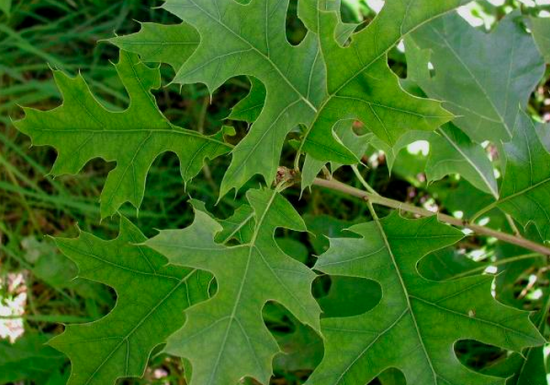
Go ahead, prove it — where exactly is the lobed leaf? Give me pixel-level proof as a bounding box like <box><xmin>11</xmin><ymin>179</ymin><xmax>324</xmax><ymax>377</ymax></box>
<box><xmin>147</xmin><ymin>188</ymin><xmax>321</xmax><ymax>385</ymax></box>
<box><xmin>155</xmin><ymin>0</ymin><xmax>468</xmax><ymax>195</ymax></box>
<box><xmin>49</xmin><ymin>217</ymin><xmax>211</xmax><ymax>385</ymax></box>
<box><xmin>160</xmin><ymin>0</ymin><xmax>325</xmax><ymax>197</ymax></box>
<box><xmin>408</xmin><ymin>11</ymin><xmax>545</xmax><ymax>143</ymax></box>
<box><xmin>497</xmin><ymin>111</ymin><xmax>550</xmax><ymax>241</ymax></box>
<box><xmin>300</xmin><ymin>0</ymin><xmax>465</xmax><ymax>164</ymax></box>
<box><xmin>108</xmin><ymin>23</ymin><xmax>200</xmax><ymax>72</ymax></box>
<box><xmin>307</xmin><ymin>212</ymin><xmax>544</xmax><ymax>385</ymax></box>
<box><xmin>14</xmin><ymin>51</ymin><xmax>232</xmax><ymax>218</ymax></box>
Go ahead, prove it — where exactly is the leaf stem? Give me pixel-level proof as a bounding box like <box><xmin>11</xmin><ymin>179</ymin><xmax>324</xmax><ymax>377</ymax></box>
<box><xmin>351</xmin><ymin>165</ymin><xmax>379</xmax><ymax>196</ymax></box>
<box><xmin>470</xmin><ymin>202</ymin><xmax>498</xmax><ymax>222</ymax></box>
<box><xmin>505</xmin><ymin>214</ymin><xmax>522</xmax><ymax>237</ymax></box>
<box><xmin>312</xmin><ymin>177</ymin><xmax>550</xmax><ymax>257</ymax></box>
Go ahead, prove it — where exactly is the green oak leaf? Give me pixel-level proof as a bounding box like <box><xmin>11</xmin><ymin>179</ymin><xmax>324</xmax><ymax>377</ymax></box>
<box><xmin>369</xmin><ymin>124</ymin><xmax>498</xmax><ymax>197</ymax></box>
<box><xmin>301</xmin><ymin>120</ymin><xmax>372</xmax><ymax>190</ymax></box>
<box><xmin>403</xmin><ymin>37</ymin><xmax>499</xmax><ymax>196</ymax></box>
<box><xmin>300</xmin><ymin>0</ymin><xmax>465</xmax><ymax>163</ymax></box>
<box><xmin>147</xmin><ymin>187</ymin><xmax>321</xmax><ymax>385</ymax></box>
<box><xmin>229</xmin><ymin>1</ymin><xmax>363</xmax><ymax>191</ymax></box>
<box><xmin>496</xmin><ymin>111</ymin><xmax>550</xmax><ymax>241</ymax></box>
<box><xmin>49</xmin><ymin>217</ymin><xmax>211</xmax><ymax>385</ymax></box>
<box><xmin>227</xmin><ymin>77</ymin><xmax>267</xmax><ymax>123</ymax></box>
<box><xmin>161</xmin><ymin>0</ymin><xmax>325</xmax><ymax>197</ymax></box>
<box><xmin>408</xmin><ymin>11</ymin><xmax>545</xmax><ymax>143</ymax></box>
<box><xmin>427</xmin><ymin>124</ymin><xmax>498</xmax><ymax>198</ymax></box>
<box><xmin>14</xmin><ymin>50</ymin><xmax>231</xmax><ymax>218</ymax></box>
<box><xmin>307</xmin><ymin>212</ymin><xmax>544</xmax><ymax>385</ymax></box>
<box><xmin>484</xmin><ymin>294</ymin><xmax>550</xmax><ymax>385</ymax></box>
<box><xmin>108</xmin><ymin>22</ymin><xmax>200</xmax><ymax>72</ymax></box>
<box><xmin>530</xmin><ymin>16</ymin><xmax>550</xmax><ymax>63</ymax></box>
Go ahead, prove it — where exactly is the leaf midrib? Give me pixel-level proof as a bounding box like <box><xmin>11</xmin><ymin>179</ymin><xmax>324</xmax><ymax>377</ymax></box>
<box><xmin>427</xmin><ymin>24</ymin><xmax>512</xmax><ymax>137</ymax></box>
<box><xmin>207</xmin><ymin>189</ymin><xmax>279</xmax><ymax>385</ymax></box>
<box><xmin>371</xmin><ymin>215</ymin><xmax>439</xmax><ymax>383</ymax></box>
<box><xmin>35</xmin><ymin>127</ymin><xmax>231</xmax><ymax>148</ymax></box>
<box><xmin>437</xmin><ymin>127</ymin><xmax>498</xmax><ymax>198</ymax></box>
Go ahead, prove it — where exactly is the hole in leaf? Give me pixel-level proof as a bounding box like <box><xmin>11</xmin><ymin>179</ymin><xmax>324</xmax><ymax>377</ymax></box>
<box><xmin>286</xmin><ymin>0</ymin><xmax>307</xmax><ymax>45</ymax></box>
<box><xmin>263</xmin><ymin>301</ymin><xmax>324</xmax><ymax>380</ymax></box>
<box><xmin>368</xmin><ymin>368</ymin><xmax>406</xmax><ymax>385</ymax></box>
<box><xmin>207</xmin><ymin>276</ymin><xmax>218</xmax><ymax>298</ymax></box>
<box><xmin>315</xmin><ymin>275</ymin><xmax>382</xmax><ymax>317</ymax></box>
<box><xmin>455</xmin><ymin>340</ymin><xmax>507</xmax><ymax>373</ymax></box>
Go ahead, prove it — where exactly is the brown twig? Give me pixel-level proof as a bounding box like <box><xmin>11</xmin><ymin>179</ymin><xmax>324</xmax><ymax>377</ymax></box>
<box><xmin>313</xmin><ymin>177</ymin><xmax>550</xmax><ymax>257</ymax></box>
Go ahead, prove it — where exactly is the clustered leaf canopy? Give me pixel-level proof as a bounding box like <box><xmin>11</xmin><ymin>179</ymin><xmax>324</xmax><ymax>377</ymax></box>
<box><xmin>12</xmin><ymin>0</ymin><xmax>550</xmax><ymax>384</ymax></box>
